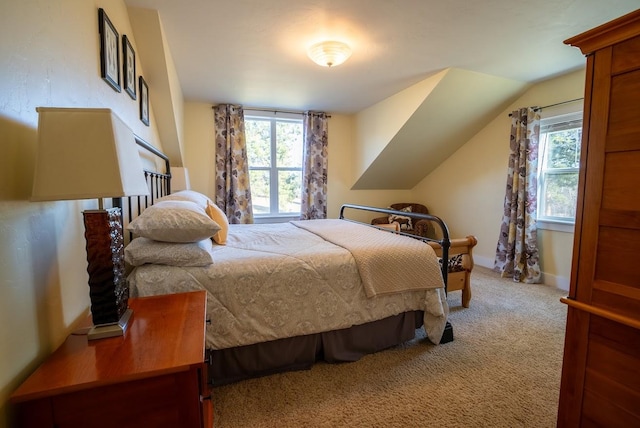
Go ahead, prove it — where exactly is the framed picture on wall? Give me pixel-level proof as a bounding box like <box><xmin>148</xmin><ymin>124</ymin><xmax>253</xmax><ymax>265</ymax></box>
<box><xmin>98</xmin><ymin>8</ymin><xmax>121</xmax><ymax>92</ymax></box>
<box><xmin>122</xmin><ymin>35</ymin><xmax>136</xmax><ymax>99</ymax></box>
<box><xmin>139</xmin><ymin>76</ymin><xmax>149</xmax><ymax>126</ymax></box>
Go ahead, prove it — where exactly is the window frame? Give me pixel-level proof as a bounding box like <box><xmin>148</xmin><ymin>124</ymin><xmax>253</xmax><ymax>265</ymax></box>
<box><xmin>244</xmin><ymin>110</ymin><xmax>303</xmax><ymax>222</ymax></box>
<box><xmin>536</xmin><ymin>108</ymin><xmax>583</xmax><ymax>233</ymax></box>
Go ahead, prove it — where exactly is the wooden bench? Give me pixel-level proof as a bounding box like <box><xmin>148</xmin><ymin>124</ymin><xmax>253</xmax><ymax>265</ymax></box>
<box><xmin>428</xmin><ymin>236</ymin><xmax>477</xmax><ymax>308</ymax></box>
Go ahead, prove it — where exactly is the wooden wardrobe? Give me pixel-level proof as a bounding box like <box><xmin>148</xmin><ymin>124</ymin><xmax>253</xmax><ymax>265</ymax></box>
<box><xmin>557</xmin><ymin>9</ymin><xmax>640</xmax><ymax>427</ymax></box>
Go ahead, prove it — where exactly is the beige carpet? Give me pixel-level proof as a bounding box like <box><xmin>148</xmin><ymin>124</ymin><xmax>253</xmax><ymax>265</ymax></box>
<box><xmin>212</xmin><ymin>267</ymin><xmax>568</xmax><ymax>428</ymax></box>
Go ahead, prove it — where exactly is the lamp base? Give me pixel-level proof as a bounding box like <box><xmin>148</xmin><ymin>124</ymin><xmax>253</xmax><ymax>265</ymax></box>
<box><xmin>87</xmin><ymin>308</ymin><xmax>133</xmax><ymax>340</ymax></box>
<box><xmin>84</xmin><ymin>208</ymin><xmax>129</xmax><ymax>326</ymax></box>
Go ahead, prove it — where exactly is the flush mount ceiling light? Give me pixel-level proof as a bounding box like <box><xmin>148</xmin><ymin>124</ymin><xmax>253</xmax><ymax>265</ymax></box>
<box><xmin>307</xmin><ymin>41</ymin><xmax>352</xmax><ymax>67</ymax></box>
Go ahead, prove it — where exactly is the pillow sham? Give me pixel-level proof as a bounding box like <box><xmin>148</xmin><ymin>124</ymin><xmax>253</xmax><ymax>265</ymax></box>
<box><xmin>388</xmin><ymin>206</ymin><xmax>413</xmax><ymax>230</ymax></box>
<box><xmin>127</xmin><ymin>200</ymin><xmax>221</xmax><ymax>243</ymax></box>
<box><xmin>205</xmin><ymin>201</ymin><xmax>229</xmax><ymax>245</ymax></box>
<box><xmin>125</xmin><ymin>237</ymin><xmax>214</xmax><ymax>267</ymax></box>
<box><xmin>157</xmin><ymin>190</ymin><xmax>212</xmax><ymax>210</ymax></box>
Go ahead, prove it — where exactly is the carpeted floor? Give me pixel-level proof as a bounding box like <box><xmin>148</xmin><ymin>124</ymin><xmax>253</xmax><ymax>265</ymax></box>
<box><xmin>212</xmin><ymin>267</ymin><xmax>568</xmax><ymax>428</ymax></box>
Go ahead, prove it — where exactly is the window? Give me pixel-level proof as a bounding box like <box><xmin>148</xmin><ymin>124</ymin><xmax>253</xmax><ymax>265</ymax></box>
<box><xmin>537</xmin><ymin>111</ymin><xmax>583</xmax><ymax>229</ymax></box>
<box><xmin>245</xmin><ymin>111</ymin><xmax>303</xmax><ymax>218</ymax></box>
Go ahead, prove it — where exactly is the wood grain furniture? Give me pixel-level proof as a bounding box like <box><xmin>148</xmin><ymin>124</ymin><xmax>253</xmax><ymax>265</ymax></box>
<box><xmin>10</xmin><ymin>291</ymin><xmax>212</xmax><ymax>428</ymax></box>
<box><xmin>558</xmin><ymin>9</ymin><xmax>640</xmax><ymax>427</ymax></box>
<box><xmin>428</xmin><ymin>236</ymin><xmax>477</xmax><ymax>308</ymax></box>
<box><xmin>370</xmin><ymin>204</ymin><xmax>478</xmax><ymax>307</ymax></box>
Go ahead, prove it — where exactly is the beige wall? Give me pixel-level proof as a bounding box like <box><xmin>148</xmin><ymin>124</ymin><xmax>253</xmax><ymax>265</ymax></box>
<box><xmin>412</xmin><ymin>68</ymin><xmax>586</xmax><ymax>288</ymax></box>
<box><xmin>183</xmin><ymin>102</ymin><xmax>216</xmax><ymax>195</ymax></box>
<box><xmin>326</xmin><ymin>113</ymin><xmax>414</xmax><ymax>221</ymax></box>
<box><xmin>0</xmin><ymin>1</ymin><xmax>167</xmax><ymax>426</ymax></box>
<box><xmin>353</xmin><ymin>71</ymin><xmax>445</xmax><ymax>180</ymax></box>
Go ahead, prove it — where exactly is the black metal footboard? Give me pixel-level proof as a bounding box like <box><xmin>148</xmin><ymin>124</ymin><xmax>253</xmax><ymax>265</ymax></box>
<box><xmin>338</xmin><ymin>203</ymin><xmax>451</xmax><ymax>290</ymax></box>
<box><xmin>339</xmin><ymin>203</ymin><xmax>454</xmax><ymax>344</ymax></box>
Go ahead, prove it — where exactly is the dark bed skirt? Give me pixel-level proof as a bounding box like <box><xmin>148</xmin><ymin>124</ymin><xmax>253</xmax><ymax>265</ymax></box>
<box><xmin>208</xmin><ymin>310</ymin><xmax>425</xmax><ymax>386</ymax></box>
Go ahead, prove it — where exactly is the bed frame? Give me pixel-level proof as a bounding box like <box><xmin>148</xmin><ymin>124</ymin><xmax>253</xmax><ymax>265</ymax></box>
<box><xmin>117</xmin><ymin>138</ymin><xmax>172</xmax><ymax>243</ymax></box>
<box><xmin>430</xmin><ymin>236</ymin><xmax>477</xmax><ymax>308</ymax></box>
<box><xmin>121</xmin><ymin>141</ymin><xmax>465</xmax><ymax>385</ymax></box>
<box><xmin>340</xmin><ymin>204</ymin><xmax>477</xmax><ymax>308</ymax></box>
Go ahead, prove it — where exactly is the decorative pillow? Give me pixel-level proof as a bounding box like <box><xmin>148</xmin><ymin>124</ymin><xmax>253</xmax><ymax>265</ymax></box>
<box><xmin>388</xmin><ymin>206</ymin><xmax>413</xmax><ymax>230</ymax></box>
<box><xmin>125</xmin><ymin>237</ymin><xmax>214</xmax><ymax>267</ymax></box>
<box><xmin>205</xmin><ymin>201</ymin><xmax>229</xmax><ymax>245</ymax></box>
<box><xmin>157</xmin><ymin>190</ymin><xmax>212</xmax><ymax>210</ymax></box>
<box><xmin>439</xmin><ymin>254</ymin><xmax>465</xmax><ymax>273</ymax></box>
<box><xmin>127</xmin><ymin>200</ymin><xmax>221</xmax><ymax>243</ymax></box>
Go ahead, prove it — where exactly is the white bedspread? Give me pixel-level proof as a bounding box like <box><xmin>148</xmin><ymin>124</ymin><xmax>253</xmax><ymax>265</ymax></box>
<box><xmin>291</xmin><ymin>219</ymin><xmax>444</xmax><ymax>297</ymax></box>
<box><xmin>128</xmin><ymin>221</ymin><xmax>448</xmax><ymax>350</ymax></box>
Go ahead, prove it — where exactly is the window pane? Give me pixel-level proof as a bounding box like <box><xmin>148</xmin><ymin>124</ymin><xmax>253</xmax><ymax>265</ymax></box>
<box><xmin>245</xmin><ymin>120</ymin><xmax>271</xmax><ymax>167</ymax></box>
<box><xmin>276</xmin><ymin>121</ymin><xmax>303</xmax><ymax>168</ymax></box>
<box><xmin>249</xmin><ymin>170</ymin><xmax>270</xmax><ymax>214</ymax></box>
<box><xmin>542</xmin><ymin>172</ymin><xmax>579</xmax><ymax>218</ymax></box>
<box><xmin>278</xmin><ymin>171</ymin><xmax>301</xmax><ymax>213</ymax></box>
<box><xmin>545</xmin><ymin>128</ymin><xmax>581</xmax><ymax>169</ymax></box>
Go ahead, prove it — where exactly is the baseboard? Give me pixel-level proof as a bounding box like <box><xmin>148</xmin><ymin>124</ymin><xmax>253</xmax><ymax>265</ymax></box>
<box><xmin>474</xmin><ymin>255</ymin><xmax>494</xmax><ymax>269</ymax></box>
<box><xmin>540</xmin><ymin>272</ymin><xmax>570</xmax><ymax>292</ymax></box>
<box><xmin>473</xmin><ymin>255</ymin><xmax>570</xmax><ymax>292</ymax></box>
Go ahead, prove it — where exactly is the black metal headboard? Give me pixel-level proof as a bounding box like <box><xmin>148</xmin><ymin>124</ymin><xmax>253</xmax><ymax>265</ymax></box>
<box><xmin>112</xmin><ymin>137</ymin><xmax>171</xmax><ymax>242</ymax></box>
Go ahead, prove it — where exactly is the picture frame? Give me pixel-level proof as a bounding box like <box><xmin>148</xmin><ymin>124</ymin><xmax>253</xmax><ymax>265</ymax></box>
<box><xmin>139</xmin><ymin>76</ymin><xmax>149</xmax><ymax>126</ymax></box>
<box><xmin>122</xmin><ymin>35</ymin><xmax>136</xmax><ymax>99</ymax></box>
<box><xmin>98</xmin><ymin>8</ymin><xmax>121</xmax><ymax>92</ymax></box>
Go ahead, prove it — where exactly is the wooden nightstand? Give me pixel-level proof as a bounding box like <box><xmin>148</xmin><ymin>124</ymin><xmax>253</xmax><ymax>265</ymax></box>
<box><xmin>10</xmin><ymin>291</ymin><xmax>212</xmax><ymax>428</ymax></box>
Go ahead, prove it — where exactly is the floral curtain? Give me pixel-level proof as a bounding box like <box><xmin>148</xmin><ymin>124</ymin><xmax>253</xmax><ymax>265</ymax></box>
<box><xmin>300</xmin><ymin>111</ymin><xmax>329</xmax><ymax>220</ymax></box>
<box><xmin>494</xmin><ymin>107</ymin><xmax>542</xmax><ymax>283</ymax></box>
<box><xmin>213</xmin><ymin>104</ymin><xmax>254</xmax><ymax>224</ymax></box>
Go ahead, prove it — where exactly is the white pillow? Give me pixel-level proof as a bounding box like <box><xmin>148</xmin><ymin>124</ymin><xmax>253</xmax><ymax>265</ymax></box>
<box><xmin>157</xmin><ymin>190</ymin><xmax>212</xmax><ymax>210</ymax></box>
<box><xmin>127</xmin><ymin>200</ymin><xmax>221</xmax><ymax>243</ymax></box>
<box><xmin>125</xmin><ymin>237</ymin><xmax>214</xmax><ymax>267</ymax></box>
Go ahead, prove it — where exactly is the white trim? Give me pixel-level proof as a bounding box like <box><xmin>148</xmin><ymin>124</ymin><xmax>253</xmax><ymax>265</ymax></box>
<box><xmin>253</xmin><ymin>215</ymin><xmax>299</xmax><ymax>224</ymax></box>
<box><xmin>537</xmin><ymin>110</ymin><xmax>582</xmax><ymax>226</ymax></box>
<box><xmin>541</xmin><ymin>271</ymin><xmax>571</xmax><ymax>292</ymax></box>
<box><xmin>244</xmin><ymin>109</ymin><xmax>302</xmax><ymax>120</ymax></box>
<box><xmin>474</xmin><ymin>254</ymin><xmax>570</xmax><ymax>291</ymax></box>
<box><xmin>474</xmin><ymin>255</ymin><xmax>494</xmax><ymax>269</ymax></box>
<box><xmin>537</xmin><ymin>219</ymin><xmax>574</xmax><ymax>233</ymax></box>
<box><xmin>539</xmin><ymin>102</ymin><xmax>584</xmax><ymax>120</ymax></box>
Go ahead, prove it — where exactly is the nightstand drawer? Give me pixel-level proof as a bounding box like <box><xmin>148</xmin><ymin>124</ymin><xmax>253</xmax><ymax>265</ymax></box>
<box><xmin>11</xmin><ymin>291</ymin><xmax>211</xmax><ymax>428</ymax></box>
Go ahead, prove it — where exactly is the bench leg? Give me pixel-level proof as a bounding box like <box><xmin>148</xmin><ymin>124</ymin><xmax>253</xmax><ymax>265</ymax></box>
<box><xmin>461</xmin><ymin>271</ymin><xmax>472</xmax><ymax>308</ymax></box>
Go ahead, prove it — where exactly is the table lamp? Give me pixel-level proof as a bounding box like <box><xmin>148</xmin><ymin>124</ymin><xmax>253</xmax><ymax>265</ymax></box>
<box><xmin>31</xmin><ymin>107</ymin><xmax>150</xmax><ymax>339</ymax></box>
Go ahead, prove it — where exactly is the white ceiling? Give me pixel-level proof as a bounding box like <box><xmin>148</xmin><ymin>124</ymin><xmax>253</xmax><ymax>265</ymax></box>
<box><xmin>123</xmin><ymin>0</ymin><xmax>639</xmax><ymax>114</ymax></box>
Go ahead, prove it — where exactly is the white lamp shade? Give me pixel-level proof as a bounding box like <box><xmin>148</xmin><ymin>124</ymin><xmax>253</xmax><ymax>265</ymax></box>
<box><xmin>31</xmin><ymin>108</ymin><xmax>150</xmax><ymax>201</ymax></box>
<box><xmin>307</xmin><ymin>41</ymin><xmax>352</xmax><ymax>67</ymax></box>
<box><xmin>171</xmin><ymin>167</ymin><xmax>191</xmax><ymax>191</ymax></box>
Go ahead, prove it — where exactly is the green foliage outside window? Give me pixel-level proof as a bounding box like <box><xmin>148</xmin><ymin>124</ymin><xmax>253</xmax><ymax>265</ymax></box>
<box><xmin>245</xmin><ymin>117</ymin><xmax>303</xmax><ymax>216</ymax></box>
<box><xmin>539</xmin><ymin>127</ymin><xmax>582</xmax><ymax>220</ymax></box>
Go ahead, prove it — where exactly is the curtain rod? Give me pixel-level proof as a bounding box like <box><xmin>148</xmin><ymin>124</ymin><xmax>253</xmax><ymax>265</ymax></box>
<box><xmin>536</xmin><ymin>97</ymin><xmax>584</xmax><ymax>111</ymax></box>
<box><xmin>212</xmin><ymin>105</ymin><xmax>331</xmax><ymax>118</ymax></box>
<box><xmin>508</xmin><ymin>98</ymin><xmax>584</xmax><ymax>117</ymax></box>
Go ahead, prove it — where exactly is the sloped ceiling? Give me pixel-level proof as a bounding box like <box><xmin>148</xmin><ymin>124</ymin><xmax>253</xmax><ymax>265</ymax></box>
<box><xmin>352</xmin><ymin>68</ymin><xmax>529</xmax><ymax>189</ymax></box>
<box><xmin>128</xmin><ymin>7</ymin><xmax>185</xmax><ymax>166</ymax></box>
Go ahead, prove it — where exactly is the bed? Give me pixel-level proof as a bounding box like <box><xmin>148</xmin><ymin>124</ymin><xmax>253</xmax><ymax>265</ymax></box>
<box><xmin>122</xmin><ymin>140</ymin><xmax>462</xmax><ymax>385</ymax></box>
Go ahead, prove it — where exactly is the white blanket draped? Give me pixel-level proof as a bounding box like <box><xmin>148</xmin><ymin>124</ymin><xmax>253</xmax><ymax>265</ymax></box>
<box><xmin>291</xmin><ymin>219</ymin><xmax>444</xmax><ymax>297</ymax></box>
